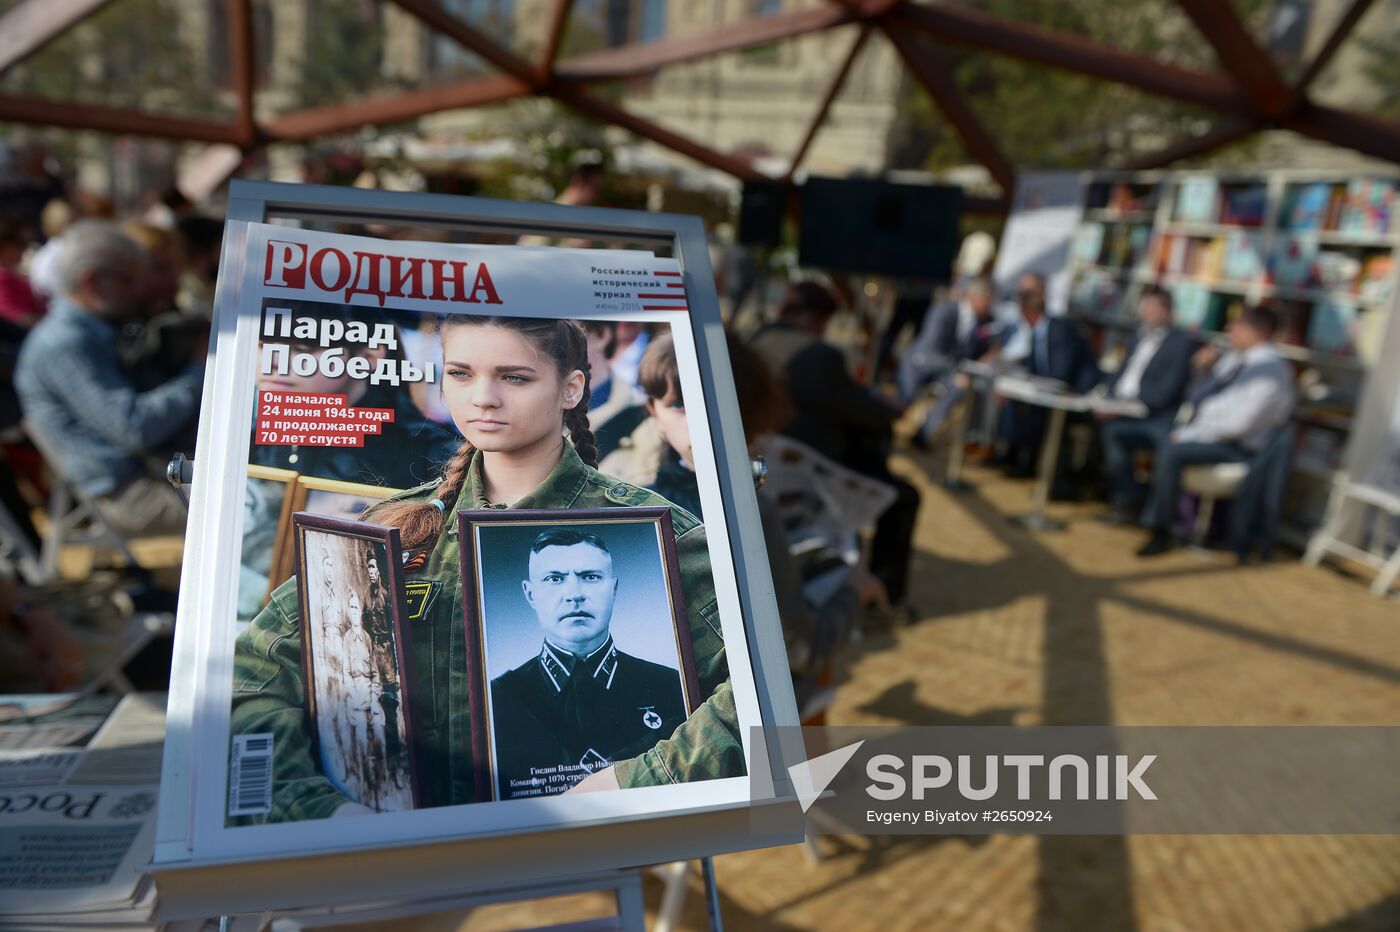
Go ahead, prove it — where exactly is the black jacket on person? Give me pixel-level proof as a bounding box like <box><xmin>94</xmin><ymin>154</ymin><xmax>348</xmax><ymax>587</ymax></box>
<box><xmin>1027</xmin><ymin>316</ymin><xmax>1101</xmax><ymax>394</ymax></box>
<box><xmin>918</xmin><ymin>300</ymin><xmax>1002</xmax><ymax>365</ymax></box>
<box><xmin>648</xmin><ymin>446</ymin><xmax>703</xmax><ymax>522</ymax></box>
<box><xmin>1105</xmin><ymin>327</ymin><xmax>1194</xmax><ymax>419</ymax></box>
<box><xmin>490</xmin><ymin>637</ymin><xmax>687</xmax><ymax>800</ymax></box>
<box><xmin>249</xmin><ymin>383</ymin><xmax>459</xmax><ymax>489</ymax></box>
<box><xmin>748</xmin><ymin>321</ymin><xmax>898</xmax><ymax>471</ymax></box>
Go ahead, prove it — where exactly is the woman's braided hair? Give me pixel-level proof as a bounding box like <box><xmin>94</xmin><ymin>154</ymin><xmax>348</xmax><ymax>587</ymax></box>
<box><xmin>365</xmin><ymin>316</ymin><xmax>597</xmax><ymax>551</ymax></box>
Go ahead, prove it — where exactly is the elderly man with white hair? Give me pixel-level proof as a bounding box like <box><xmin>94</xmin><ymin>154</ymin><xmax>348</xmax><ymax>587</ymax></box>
<box><xmin>15</xmin><ymin>219</ymin><xmax>202</xmax><ymax>534</ymax></box>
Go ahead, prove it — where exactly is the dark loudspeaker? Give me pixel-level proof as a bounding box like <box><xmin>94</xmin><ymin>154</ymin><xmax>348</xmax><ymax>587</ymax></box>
<box><xmin>738</xmin><ymin>180</ymin><xmax>786</xmax><ymax>248</ymax></box>
<box><xmin>798</xmin><ymin>176</ymin><xmax>963</xmax><ymax>278</ymax></box>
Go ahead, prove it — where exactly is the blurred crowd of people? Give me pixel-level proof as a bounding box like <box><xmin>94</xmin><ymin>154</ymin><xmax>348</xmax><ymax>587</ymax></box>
<box><xmin>0</xmin><ymin>147</ymin><xmax>1303</xmax><ymax>712</ymax></box>
<box><xmin>0</xmin><ymin>143</ymin><xmax>227</xmax><ymax>692</ymax></box>
<box><xmin>883</xmin><ymin>260</ymin><xmax>1298</xmax><ymax>560</ymax></box>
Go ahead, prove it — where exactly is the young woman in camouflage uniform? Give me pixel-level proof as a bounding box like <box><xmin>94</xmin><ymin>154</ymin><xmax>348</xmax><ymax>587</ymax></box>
<box><xmin>230</xmin><ymin>316</ymin><xmax>742</xmax><ymax>823</ymax></box>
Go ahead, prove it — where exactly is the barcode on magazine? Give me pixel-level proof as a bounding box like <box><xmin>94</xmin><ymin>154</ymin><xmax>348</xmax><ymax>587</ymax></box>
<box><xmin>228</xmin><ymin>733</ymin><xmax>273</xmax><ymax>817</ymax></box>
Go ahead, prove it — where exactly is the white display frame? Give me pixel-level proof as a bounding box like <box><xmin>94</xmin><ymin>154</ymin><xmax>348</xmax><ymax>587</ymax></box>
<box><xmin>152</xmin><ymin>181</ymin><xmax>804</xmax><ymax>920</ymax></box>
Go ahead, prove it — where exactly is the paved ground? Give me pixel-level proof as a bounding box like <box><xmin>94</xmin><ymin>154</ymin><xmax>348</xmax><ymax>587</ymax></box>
<box><xmin>414</xmin><ymin>451</ymin><xmax>1400</xmax><ymax>932</ymax></box>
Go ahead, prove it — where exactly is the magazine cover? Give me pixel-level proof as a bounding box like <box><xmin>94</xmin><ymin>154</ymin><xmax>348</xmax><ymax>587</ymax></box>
<box><xmin>157</xmin><ymin>221</ymin><xmax>765</xmax><ymax>863</ymax></box>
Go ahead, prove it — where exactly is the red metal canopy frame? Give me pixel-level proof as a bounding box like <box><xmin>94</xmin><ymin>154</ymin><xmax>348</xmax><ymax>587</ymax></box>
<box><xmin>0</xmin><ymin>0</ymin><xmax>1391</xmax><ymax>212</ymax></box>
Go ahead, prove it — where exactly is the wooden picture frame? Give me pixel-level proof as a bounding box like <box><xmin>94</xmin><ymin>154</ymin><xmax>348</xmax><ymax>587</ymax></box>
<box><xmin>456</xmin><ymin>507</ymin><xmax>701</xmax><ymax>803</ymax></box>
<box><xmin>292</xmin><ymin>513</ymin><xmax>424</xmax><ymax>810</ymax></box>
<box><xmin>242</xmin><ymin>465</ymin><xmax>300</xmax><ymax>614</ymax></box>
<box><xmin>268</xmin><ymin>477</ymin><xmax>402</xmax><ymax>593</ymax></box>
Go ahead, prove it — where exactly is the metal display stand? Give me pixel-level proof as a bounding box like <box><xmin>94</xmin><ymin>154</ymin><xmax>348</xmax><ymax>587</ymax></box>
<box><xmin>153</xmin><ymin>181</ymin><xmax>805</xmax><ymax>927</ymax></box>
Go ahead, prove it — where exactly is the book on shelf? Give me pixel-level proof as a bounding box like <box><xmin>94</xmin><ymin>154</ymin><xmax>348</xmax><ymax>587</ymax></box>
<box><xmin>1220</xmin><ymin>184</ymin><xmax>1268</xmax><ymax>226</ymax></box>
<box><xmin>1069</xmin><ymin>269</ymin><xmax>1124</xmax><ymax>317</ymax></box>
<box><xmin>1107</xmin><ymin>182</ymin><xmax>1153</xmax><ymax>213</ymax></box>
<box><xmin>1295</xmin><ymin>426</ymin><xmax>1344</xmax><ymax>473</ymax></box>
<box><xmin>1171</xmin><ymin>281</ymin><xmax>1212</xmax><ymax>330</ymax></box>
<box><xmin>1313</xmin><ymin>250</ymin><xmax>1362</xmax><ymax>293</ymax></box>
<box><xmin>1358</xmin><ymin>254</ymin><xmax>1395</xmax><ymax>306</ymax></box>
<box><xmin>1306</xmin><ymin>300</ymin><xmax>1359</xmax><ymax>355</ymax></box>
<box><xmin>1338</xmin><ymin>178</ymin><xmax>1396</xmax><ymax>235</ymax></box>
<box><xmin>1271</xmin><ymin>234</ymin><xmax>1319</xmax><ymax>288</ymax></box>
<box><xmin>1175</xmin><ymin>178</ymin><xmax>1219</xmax><ymax>223</ymax></box>
<box><xmin>1275</xmin><ymin>300</ymin><xmax>1309</xmax><ymax>348</ymax></box>
<box><xmin>1104</xmin><ymin>222</ymin><xmax>1152</xmax><ymax>269</ymax></box>
<box><xmin>1281</xmin><ymin>182</ymin><xmax>1337</xmax><ymax>231</ymax></box>
<box><xmin>1073</xmin><ymin>223</ymin><xmax>1105</xmax><ymax>266</ymax></box>
<box><xmin>1221</xmin><ymin>231</ymin><xmax>1264</xmax><ymax>282</ymax></box>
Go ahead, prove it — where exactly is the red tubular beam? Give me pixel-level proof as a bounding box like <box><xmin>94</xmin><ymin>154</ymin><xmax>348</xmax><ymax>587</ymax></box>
<box><xmin>262</xmin><ymin>76</ymin><xmax>532</xmax><ymax>142</ymax></box>
<box><xmin>786</xmin><ymin>26</ymin><xmax>873</xmax><ymax>181</ymax></box>
<box><xmin>0</xmin><ymin>92</ymin><xmax>243</xmax><ymax>143</ymax></box>
<box><xmin>883</xmin><ymin>27</ymin><xmax>1016</xmax><ymax>193</ymax></box>
<box><xmin>894</xmin><ymin>3</ymin><xmax>1253</xmax><ymax>117</ymax></box>
<box><xmin>554</xmin><ymin>6</ymin><xmax>852</xmax><ymax>81</ymax></box>
<box><xmin>1122</xmin><ymin>119</ymin><xmax>1257</xmax><ymax>170</ymax></box>
<box><xmin>537</xmin><ymin>0</ymin><xmax>577</xmax><ymax>84</ymax></box>
<box><xmin>553</xmin><ymin>86</ymin><xmax>762</xmax><ymax>181</ymax></box>
<box><xmin>229</xmin><ymin>0</ymin><xmax>256</xmax><ymax>147</ymax></box>
<box><xmin>1174</xmin><ymin>0</ymin><xmax>1290</xmax><ymax>116</ymax></box>
<box><xmin>1289</xmin><ymin>0</ymin><xmax>1376</xmax><ymax>105</ymax></box>
<box><xmin>385</xmin><ymin>0</ymin><xmax>539</xmax><ymax>86</ymax></box>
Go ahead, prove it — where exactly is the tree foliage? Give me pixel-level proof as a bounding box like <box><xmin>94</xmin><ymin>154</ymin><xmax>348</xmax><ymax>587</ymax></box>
<box><xmin>885</xmin><ymin>0</ymin><xmax>1271</xmax><ymax>178</ymax></box>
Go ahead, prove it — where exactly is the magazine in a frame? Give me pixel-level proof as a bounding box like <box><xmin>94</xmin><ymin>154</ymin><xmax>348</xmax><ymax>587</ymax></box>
<box><xmin>158</xmin><ymin>218</ymin><xmax>767</xmax><ymax>864</ymax></box>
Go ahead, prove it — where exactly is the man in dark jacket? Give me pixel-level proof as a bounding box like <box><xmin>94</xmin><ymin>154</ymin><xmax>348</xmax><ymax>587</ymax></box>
<box><xmin>998</xmin><ymin>272</ymin><xmax>1100</xmax><ymax>474</ymax></box>
<box><xmin>1098</xmin><ymin>285</ymin><xmax>1195</xmax><ymax>521</ymax></box>
<box><xmin>749</xmin><ymin>282</ymin><xmax>920</xmax><ymax>606</ymax></box>
<box><xmin>896</xmin><ymin>277</ymin><xmax>1005</xmax><ymax>445</ymax></box>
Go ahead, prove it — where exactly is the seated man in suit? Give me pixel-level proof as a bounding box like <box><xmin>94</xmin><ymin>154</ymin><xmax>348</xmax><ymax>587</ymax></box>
<box><xmin>896</xmin><ymin>277</ymin><xmax>1005</xmax><ymax>446</ymax></box>
<box><xmin>1098</xmin><ymin>285</ymin><xmax>1195</xmax><ymax>522</ymax></box>
<box><xmin>998</xmin><ymin>272</ymin><xmax>1100</xmax><ymax>475</ymax></box>
<box><xmin>1138</xmin><ymin>304</ymin><xmax>1296</xmax><ymax>556</ymax></box>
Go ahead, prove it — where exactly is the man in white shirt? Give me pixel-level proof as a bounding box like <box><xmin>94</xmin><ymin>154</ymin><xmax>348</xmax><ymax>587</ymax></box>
<box><xmin>1098</xmin><ymin>286</ymin><xmax>1194</xmax><ymax>521</ymax></box>
<box><xmin>1138</xmin><ymin>305</ymin><xmax>1296</xmax><ymax>556</ymax></box>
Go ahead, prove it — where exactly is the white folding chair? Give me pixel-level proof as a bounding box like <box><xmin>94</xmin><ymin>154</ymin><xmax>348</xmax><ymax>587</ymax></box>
<box><xmin>1304</xmin><ymin>472</ymin><xmax>1400</xmax><ymax>597</ymax></box>
<box><xmin>0</xmin><ymin>497</ymin><xmax>46</xmax><ymax>584</ymax></box>
<box><xmin>22</xmin><ymin>421</ymin><xmax>143</xmax><ymax>579</ymax></box>
<box><xmin>77</xmin><ymin>610</ymin><xmax>176</xmax><ymax>696</ymax></box>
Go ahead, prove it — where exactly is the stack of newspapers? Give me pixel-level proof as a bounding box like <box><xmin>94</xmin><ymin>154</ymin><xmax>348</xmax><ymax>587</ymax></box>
<box><xmin>0</xmin><ymin>693</ymin><xmax>164</xmax><ymax>930</ymax></box>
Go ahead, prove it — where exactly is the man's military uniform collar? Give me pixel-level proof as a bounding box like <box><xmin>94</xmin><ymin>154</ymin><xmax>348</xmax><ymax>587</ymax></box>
<box><xmin>539</xmin><ymin>636</ymin><xmax>619</xmax><ymax>692</ymax></box>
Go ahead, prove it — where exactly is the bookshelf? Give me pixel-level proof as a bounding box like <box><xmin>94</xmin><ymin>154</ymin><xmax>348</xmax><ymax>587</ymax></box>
<box><xmin>1065</xmin><ymin>170</ymin><xmax>1400</xmax><ymax>542</ymax></box>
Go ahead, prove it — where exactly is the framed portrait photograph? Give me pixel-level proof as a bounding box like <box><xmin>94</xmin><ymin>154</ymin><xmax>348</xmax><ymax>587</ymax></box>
<box><xmin>457</xmin><ymin>507</ymin><xmax>702</xmax><ymax>802</ymax></box>
<box><xmin>239</xmin><ymin>465</ymin><xmax>299</xmax><ymax>623</ymax></box>
<box><xmin>292</xmin><ymin>513</ymin><xmax>422</xmax><ymax>812</ymax></box>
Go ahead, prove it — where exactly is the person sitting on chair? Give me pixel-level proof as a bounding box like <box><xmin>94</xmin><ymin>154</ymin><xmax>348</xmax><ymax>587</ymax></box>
<box><xmin>1137</xmin><ymin>304</ymin><xmax>1296</xmax><ymax>556</ymax></box>
<box><xmin>896</xmin><ymin>277</ymin><xmax>1005</xmax><ymax>447</ymax></box>
<box><xmin>14</xmin><ymin>220</ymin><xmax>201</xmax><ymax>535</ymax></box>
<box><xmin>1097</xmin><ymin>285</ymin><xmax>1195</xmax><ymax>523</ymax></box>
<box><xmin>997</xmin><ymin>272</ymin><xmax>1099</xmax><ymax>476</ymax></box>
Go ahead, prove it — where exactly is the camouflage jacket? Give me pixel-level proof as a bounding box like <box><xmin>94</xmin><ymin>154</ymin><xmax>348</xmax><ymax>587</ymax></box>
<box><xmin>229</xmin><ymin>442</ymin><xmax>742</xmax><ymax>824</ymax></box>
